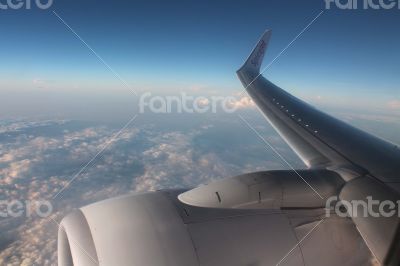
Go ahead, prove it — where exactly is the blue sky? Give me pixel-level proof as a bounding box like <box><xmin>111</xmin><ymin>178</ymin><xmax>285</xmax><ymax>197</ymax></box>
<box><xmin>0</xmin><ymin>0</ymin><xmax>399</xmax><ymax>117</ymax></box>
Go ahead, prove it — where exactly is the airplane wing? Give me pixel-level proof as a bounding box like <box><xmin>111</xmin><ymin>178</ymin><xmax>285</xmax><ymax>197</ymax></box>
<box><xmin>236</xmin><ymin>30</ymin><xmax>400</xmax><ymax>265</ymax></box>
<box><xmin>237</xmin><ymin>30</ymin><xmax>400</xmax><ymax>185</ymax></box>
<box><xmin>58</xmin><ymin>30</ymin><xmax>400</xmax><ymax>266</ymax></box>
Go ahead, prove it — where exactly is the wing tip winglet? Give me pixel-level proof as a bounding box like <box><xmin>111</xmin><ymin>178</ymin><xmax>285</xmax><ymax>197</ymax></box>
<box><xmin>237</xmin><ymin>29</ymin><xmax>272</xmax><ymax>75</ymax></box>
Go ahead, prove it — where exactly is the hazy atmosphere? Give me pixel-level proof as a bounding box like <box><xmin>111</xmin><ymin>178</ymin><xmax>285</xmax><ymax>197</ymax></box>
<box><xmin>0</xmin><ymin>0</ymin><xmax>399</xmax><ymax>265</ymax></box>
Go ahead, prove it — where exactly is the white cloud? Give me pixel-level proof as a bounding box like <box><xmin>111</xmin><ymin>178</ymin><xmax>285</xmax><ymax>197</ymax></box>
<box><xmin>0</xmin><ymin>117</ymin><xmax>296</xmax><ymax>265</ymax></box>
<box><xmin>32</xmin><ymin>78</ymin><xmax>50</xmax><ymax>89</ymax></box>
<box><xmin>228</xmin><ymin>95</ymin><xmax>255</xmax><ymax>109</ymax></box>
<box><xmin>133</xmin><ymin>131</ymin><xmax>230</xmax><ymax>192</ymax></box>
<box><xmin>388</xmin><ymin>99</ymin><xmax>400</xmax><ymax>110</ymax></box>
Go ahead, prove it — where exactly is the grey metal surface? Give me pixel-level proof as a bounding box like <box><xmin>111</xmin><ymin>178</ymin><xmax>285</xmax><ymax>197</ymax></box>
<box><xmin>58</xmin><ymin>209</ymin><xmax>98</xmax><ymax>266</ymax></box>
<box><xmin>294</xmin><ymin>217</ymin><xmax>374</xmax><ymax>266</ymax></box>
<box><xmin>58</xmin><ymin>190</ymin><xmax>375</xmax><ymax>266</ymax></box>
<box><xmin>178</xmin><ymin>170</ymin><xmax>344</xmax><ymax>209</ymax></box>
<box><xmin>340</xmin><ymin>176</ymin><xmax>400</xmax><ymax>263</ymax></box>
<box><xmin>81</xmin><ymin>193</ymin><xmax>198</xmax><ymax>266</ymax></box>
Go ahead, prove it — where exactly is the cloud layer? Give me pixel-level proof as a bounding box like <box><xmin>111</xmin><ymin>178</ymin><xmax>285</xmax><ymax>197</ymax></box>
<box><xmin>1</xmin><ymin>108</ymin><xmax>399</xmax><ymax>265</ymax></box>
<box><xmin>0</xmin><ymin>114</ymin><xmax>299</xmax><ymax>265</ymax></box>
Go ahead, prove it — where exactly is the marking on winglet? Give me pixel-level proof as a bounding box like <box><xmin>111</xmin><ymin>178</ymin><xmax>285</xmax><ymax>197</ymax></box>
<box><xmin>238</xmin><ymin>10</ymin><xmax>325</xmax><ymax>97</ymax></box>
<box><xmin>238</xmin><ymin>30</ymin><xmax>272</xmax><ymax>74</ymax></box>
<box><xmin>250</xmin><ymin>39</ymin><xmax>267</xmax><ymax>67</ymax></box>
